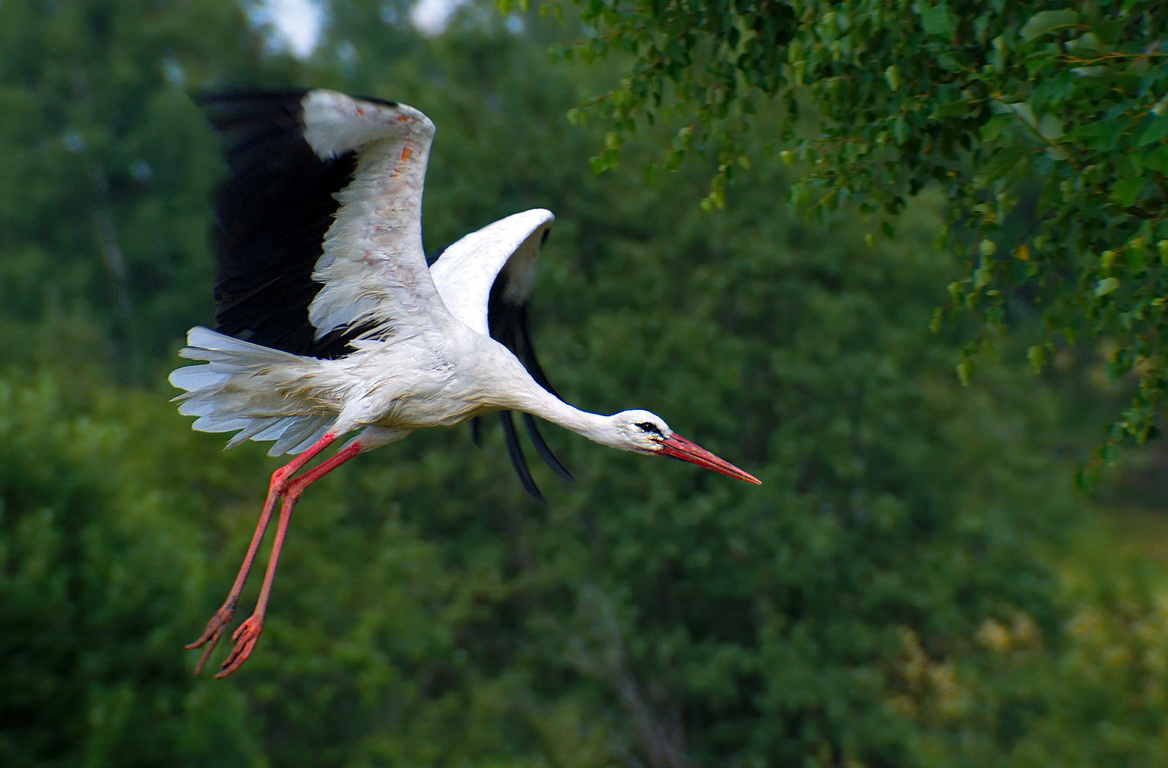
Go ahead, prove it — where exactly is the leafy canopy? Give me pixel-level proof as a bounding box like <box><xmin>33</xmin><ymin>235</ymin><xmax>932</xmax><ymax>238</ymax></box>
<box><xmin>509</xmin><ymin>0</ymin><xmax>1168</xmax><ymax>469</ymax></box>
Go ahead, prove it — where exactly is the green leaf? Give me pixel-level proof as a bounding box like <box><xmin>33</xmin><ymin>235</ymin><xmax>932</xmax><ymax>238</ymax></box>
<box><xmin>1019</xmin><ymin>9</ymin><xmax>1079</xmax><ymax>43</ymax></box>
<box><xmin>1128</xmin><ymin>238</ymin><xmax>1148</xmax><ymax>272</ymax></box>
<box><xmin>1070</xmin><ymin>118</ymin><xmax>1129</xmax><ymax>148</ymax></box>
<box><xmin>1065</xmin><ymin>32</ymin><xmax>1101</xmax><ymax>56</ymax></box>
<box><xmin>1027</xmin><ymin>345</ymin><xmax>1046</xmax><ymax>373</ymax></box>
<box><xmin>1038</xmin><ymin>113</ymin><xmax>1064</xmax><ymax>141</ymax></box>
<box><xmin>1095</xmin><ymin>276</ymin><xmax>1120</xmax><ymax>297</ymax></box>
<box><xmin>1003</xmin><ymin>101</ymin><xmax>1038</xmax><ymax>132</ymax></box>
<box><xmin>884</xmin><ymin>64</ymin><xmax>901</xmax><ymax>92</ymax></box>
<box><xmin>974</xmin><ymin>145</ymin><xmax>1031</xmax><ymax>188</ymax></box>
<box><xmin>1110</xmin><ymin>177</ymin><xmax>1145</xmax><ymax>207</ymax></box>
<box><xmin>955</xmin><ymin>358</ymin><xmax>973</xmax><ymax>386</ymax></box>
<box><xmin>980</xmin><ymin>114</ymin><xmax>1013</xmax><ymax>142</ymax></box>
<box><xmin>916</xmin><ymin>2</ymin><xmax>955</xmax><ymax>36</ymax></box>
<box><xmin>1135</xmin><ymin>115</ymin><xmax>1168</xmax><ymax>148</ymax></box>
<box><xmin>892</xmin><ymin>115</ymin><xmax>909</xmax><ymax>145</ymax></box>
<box><xmin>1101</xmin><ymin>442</ymin><xmax>1120</xmax><ymax>463</ymax></box>
<box><xmin>1145</xmin><ymin>145</ymin><xmax>1168</xmax><ymax>173</ymax></box>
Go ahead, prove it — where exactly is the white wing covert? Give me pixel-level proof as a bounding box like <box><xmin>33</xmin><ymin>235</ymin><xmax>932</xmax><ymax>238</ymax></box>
<box><xmin>430</xmin><ymin>208</ymin><xmax>570</xmax><ymax>498</ymax></box>
<box><xmin>300</xmin><ymin>90</ymin><xmax>444</xmax><ymax>340</ymax></box>
<box><xmin>429</xmin><ymin>208</ymin><xmax>555</xmax><ymax>335</ymax></box>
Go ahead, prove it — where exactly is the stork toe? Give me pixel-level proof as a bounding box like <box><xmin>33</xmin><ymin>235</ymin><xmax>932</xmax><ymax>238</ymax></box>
<box><xmin>216</xmin><ymin>615</ymin><xmax>264</xmax><ymax>678</ymax></box>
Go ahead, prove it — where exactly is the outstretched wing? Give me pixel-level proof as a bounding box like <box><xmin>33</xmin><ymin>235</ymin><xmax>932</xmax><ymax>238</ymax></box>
<box><xmin>199</xmin><ymin>89</ymin><xmax>443</xmax><ymax>358</ymax></box>
<box><xmin>430</xmin><ymin>210</ymin><xmax>573</xmax><ymax>498</ymax></box>
<box><xmin>429</xmin><ymin>209</ymin><xmax>553</xmax><ymax>334</ymax></box>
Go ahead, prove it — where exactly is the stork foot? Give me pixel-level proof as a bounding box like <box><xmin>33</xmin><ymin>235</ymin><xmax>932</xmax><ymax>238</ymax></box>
<box><xmin>185</xmin><ymin>601</ymin><xmax>237</xmax><ymax>675</ymax></box>
<box><xmin>215</xmin><ymin>615</ymin><xmax>264</xmax><ymax>678</ymax></box>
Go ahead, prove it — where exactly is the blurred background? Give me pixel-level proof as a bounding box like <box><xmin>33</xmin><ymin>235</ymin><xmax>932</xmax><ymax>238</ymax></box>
<box><xmin>2</xmin><ymin>0</ymin><xmax>1167</xmax><ymax>765</ymax></box>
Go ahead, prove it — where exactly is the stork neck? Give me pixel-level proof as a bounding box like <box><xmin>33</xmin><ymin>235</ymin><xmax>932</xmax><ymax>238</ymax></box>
<box><xmin>513</xmin><ymin>387</ymin><xmax>617</xmax><ymax>448</ymax></box>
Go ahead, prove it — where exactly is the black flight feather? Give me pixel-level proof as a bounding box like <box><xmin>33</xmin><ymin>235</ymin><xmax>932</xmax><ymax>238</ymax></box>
<box><xmin>523</xmin><ymin>412</ymin><xmax>573</xmax><ymax>482</ymax></box>
<box><xmin>499</xmin><ymin>411</ymin><xmax>542</xmax><ymax>501</ymax></box>
<box><xmin>197</xmin><ymin>89</ymin><xmax>376</xmax><ymax>359</ymax></box>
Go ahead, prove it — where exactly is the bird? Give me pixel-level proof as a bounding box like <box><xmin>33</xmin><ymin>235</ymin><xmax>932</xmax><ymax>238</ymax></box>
<box><xmin>170</xmin><ymin>88</ymin><xmax>761</xmax><ymax>679</ymax></box>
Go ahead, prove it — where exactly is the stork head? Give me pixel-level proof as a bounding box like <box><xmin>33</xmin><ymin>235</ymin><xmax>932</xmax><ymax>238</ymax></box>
<box><xmin>608</xmin><ymin>410</ymin><xmax>761</xmax><ymax>484</ymax></box>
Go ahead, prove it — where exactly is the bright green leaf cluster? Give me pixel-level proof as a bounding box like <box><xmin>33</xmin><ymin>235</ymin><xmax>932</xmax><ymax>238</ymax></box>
<box><xmin>519</xmin><ymin>0</ymin><xmax>1168</xmax><ymax>456</ymax></box>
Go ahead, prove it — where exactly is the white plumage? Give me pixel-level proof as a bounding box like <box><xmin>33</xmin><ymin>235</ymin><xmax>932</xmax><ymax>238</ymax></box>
<box><xmin>173</xmin><ymin>89</ymin><xmax>759</xmax><ymax>678</ymax></box>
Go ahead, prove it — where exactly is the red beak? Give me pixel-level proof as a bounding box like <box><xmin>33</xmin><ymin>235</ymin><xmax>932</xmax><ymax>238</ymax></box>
<box><xmin>658</xmin><ymin>434</ymin><xmax>761</xmax><ymax>485</ymax></box>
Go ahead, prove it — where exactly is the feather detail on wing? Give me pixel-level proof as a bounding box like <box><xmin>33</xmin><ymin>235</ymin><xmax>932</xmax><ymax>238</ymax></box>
<box><xmin>428</xmin><ymin>209</ymin><xmax>554</xmax><ymax>335</ymax></box>
<box><xmin>199</xmin><ymin>88</ymin><xmax>443</xmax><ymax>358</ymax></box>
<box><xmin>304</xmin><ymin>91</ymin><xmax>444</xmax><ymax>341</ymax></box>
<box><xmin>430</xmin><ymin>209</ymin><xmax>572</xmax><ymax>498</ymax></box>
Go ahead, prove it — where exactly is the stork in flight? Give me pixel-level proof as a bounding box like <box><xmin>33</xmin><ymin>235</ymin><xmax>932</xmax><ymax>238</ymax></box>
<box><xmin>171</xmin><ymin>89</ymin><xmax>760</xmax><ymax>678</ymax></box>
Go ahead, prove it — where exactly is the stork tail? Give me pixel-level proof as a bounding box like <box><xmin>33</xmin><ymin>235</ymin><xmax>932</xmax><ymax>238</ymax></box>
<box><xmin>170</xmin><ymin>327</ymin><xmax>332</xmax><ymax>455</ymax></box>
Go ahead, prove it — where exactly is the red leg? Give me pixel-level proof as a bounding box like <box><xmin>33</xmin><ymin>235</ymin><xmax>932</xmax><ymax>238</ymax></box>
<box><xmin>187</xmin><ymin>432</ymin><xmax>340</xmax><ymax>675</ymax></box>
<box><xmin>215</xmin><ymin>439</ymin><xmax>366</xmax><ymax>678</ymax></box>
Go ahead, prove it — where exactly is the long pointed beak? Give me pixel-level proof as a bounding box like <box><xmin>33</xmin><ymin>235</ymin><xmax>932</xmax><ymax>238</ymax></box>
<box><xmin>658</xmin><ymin>434</ymin><xmax>761</xmax><ymax>485</ymax></box>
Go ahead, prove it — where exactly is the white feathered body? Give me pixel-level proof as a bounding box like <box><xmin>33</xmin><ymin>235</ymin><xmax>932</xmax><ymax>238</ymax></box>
<box><xmin>172</xmin><ymin>313</ymin><xmax>547</xmax><ymax>455</ymax></box>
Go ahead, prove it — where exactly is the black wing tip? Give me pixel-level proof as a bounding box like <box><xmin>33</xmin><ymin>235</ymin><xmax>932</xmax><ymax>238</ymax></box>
<box><xmin>480</xmin><ymin>411</ymin><xmax>573</xmax><ymax>500</ymax></box>
<box><xmin>522</xmin><ymin>413</ymin><xmax>573</xmax><ymax>483</ymax></box>
<box><xmin>192</xmin><ymin>89</ymin><xmax>311</xmax><ymax>127</ymax></box>
<box><xmin>500</xmin><ymin>412</ymin><xmax>544</xmax><ymax>502</ymax></box>
<box><xmin>516</xmin><ymin>303</ymin><xmax>561</xmax><ymax>399</ymax></box>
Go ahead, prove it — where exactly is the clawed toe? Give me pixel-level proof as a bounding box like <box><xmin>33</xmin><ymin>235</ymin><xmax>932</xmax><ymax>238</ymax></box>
<box><xmin>215</xmin><ymin>615</ymin><xmax>264</xmax><ymax>678</ymax></box>
<box><xmin>186</xmin><ymin>604</ymin><xmax>237</xmax><ymax>675</ymax></box>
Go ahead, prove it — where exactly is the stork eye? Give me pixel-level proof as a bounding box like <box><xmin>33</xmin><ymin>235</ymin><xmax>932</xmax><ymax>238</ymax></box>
<box><xmin>635</xmin><ymin>421</ymin><xmax>663</xmax><ymax>436</ymax></box>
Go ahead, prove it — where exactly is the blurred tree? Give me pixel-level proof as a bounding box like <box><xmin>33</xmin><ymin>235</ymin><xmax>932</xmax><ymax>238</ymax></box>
<box><xmin>507</xmin><ymin>0</ymin><xmax>1168</xmax><ymax>465</ymax></box>
<box><xmin>0</xmin><ymin>0</ymin><xmax>293</xmax><ymax>376</ymax></box>
<box><xmin>0</xmin><ymin>372</ymin><xmax>263</xmax><ymax>767</ymax></box>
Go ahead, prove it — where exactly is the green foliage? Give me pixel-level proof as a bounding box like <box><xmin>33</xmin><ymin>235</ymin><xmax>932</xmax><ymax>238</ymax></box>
<box><xmin>533</xmin><ymin>181</ymin><xmax>1079</xmax><ymax>766</ymax></box>
<box><xmin>0</xmin><ymin>0</ymin><xmax>277</xmax><ymax>375</ymax></box>
<box><xmin>0</xmin><ymin>373</ymin><xmax>262</xmax><ymax>767</ymax></box>
<box><xmin>519</xmin><ymin>0</ymin><xmax>1168</xmax><ymax>462</ymax></box>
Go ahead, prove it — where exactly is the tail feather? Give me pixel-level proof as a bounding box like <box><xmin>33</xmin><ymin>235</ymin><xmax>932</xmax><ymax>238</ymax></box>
<box><xmin>169</xmin><ymin>366</ymin><xmax>232</xmax><ymax>390</ymax></box>
<box><xmin>226</xmin><ymin>416</ymin><xmax>286</xmax><ymax>447</ymax></box>
<box><xmin>171</xmin><ymin>326</ymin><xmax>335</xmax><ymax>456</ymax></box>
<box><xmin>192</xmin><ymin>414</ymin><xmax>253</xmax><ymax>433</ymax></box>
<box><xmin>274</xmin><ymin>420</ymin><xmax>332</xmax><ymax>455</ymax></box>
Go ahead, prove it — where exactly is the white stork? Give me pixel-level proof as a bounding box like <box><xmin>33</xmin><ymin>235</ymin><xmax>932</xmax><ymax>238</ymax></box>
<box><xmin>171</xmin><ymin>89</ymin><xmax>760</xmax><ymax>678</ymax></box>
